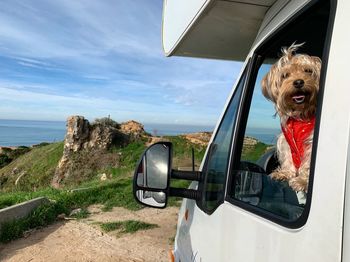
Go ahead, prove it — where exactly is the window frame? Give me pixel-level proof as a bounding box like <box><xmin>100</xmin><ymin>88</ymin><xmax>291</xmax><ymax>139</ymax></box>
<box><xmin>197</xmin><ymin>60</ymin><xmax>252</xmax><ymax>214</ymax></box>
<box><xmin>225</xmin><ymin>0</ymin><xmax>337</xmax><ymax>228</ymax></box>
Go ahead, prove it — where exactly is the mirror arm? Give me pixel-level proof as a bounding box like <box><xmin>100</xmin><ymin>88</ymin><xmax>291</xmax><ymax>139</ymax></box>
<box><xmin>171</xmin><ymin>170</ymin><xmax>201</xmax><ymax>181</ymax></box>
<box><xmin>169</xmin><ymin>187</ymin><xmax>201</xmax><ymax>200</ymax></box>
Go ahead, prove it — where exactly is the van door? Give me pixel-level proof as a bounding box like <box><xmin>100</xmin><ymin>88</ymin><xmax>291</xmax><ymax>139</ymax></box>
<box><xmin>220</xmin><ymin>1</ymin><xmax>339</xmax><ymax>261</ymax></box>
<box><xmin>174</xmin><ymin>1</ymin><xmax>340</xmax><ymax>261</ymax></box>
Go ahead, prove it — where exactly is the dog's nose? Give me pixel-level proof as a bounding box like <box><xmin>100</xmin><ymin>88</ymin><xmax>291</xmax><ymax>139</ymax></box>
<box><xmin>293</xmin><ymin>79</ymin><xmax>304</xmax><ymax>89</ymax></box>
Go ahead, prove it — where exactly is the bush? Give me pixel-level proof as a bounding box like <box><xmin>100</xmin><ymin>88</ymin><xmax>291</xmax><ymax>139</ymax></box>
<box><xmin>92</xmin><ymin>117</ymin><xmax>120</xmax><ymax>129</ymax></box>
<box><xmin>0</xmin><ymin>154</ymin><xmax>12</xmax><ymax>168</ymax></box>
<box><xmin>32</xmin><ymin>142</ymin><xmax>50</xmax><ymax>148</ymax></box>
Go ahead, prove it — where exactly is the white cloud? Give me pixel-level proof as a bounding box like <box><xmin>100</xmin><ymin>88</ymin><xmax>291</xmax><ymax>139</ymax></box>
<box><xmin>0</xmin><ymin>0</ymin><xmax>243</xmax><ymax>126</ymax></box>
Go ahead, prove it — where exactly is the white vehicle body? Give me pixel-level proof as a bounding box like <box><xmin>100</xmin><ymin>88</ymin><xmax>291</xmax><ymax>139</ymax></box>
<box><xmin>162</xmin><ymin>0</ymin><xmax>350</xmax><ymax>261</ymax></box>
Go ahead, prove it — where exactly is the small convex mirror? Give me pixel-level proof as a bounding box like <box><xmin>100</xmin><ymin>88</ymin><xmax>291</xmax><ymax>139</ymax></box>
<box><xmin>133</xmin><ymin>142</ymin><xmax>172</xmax><ymax>208</ymax></box>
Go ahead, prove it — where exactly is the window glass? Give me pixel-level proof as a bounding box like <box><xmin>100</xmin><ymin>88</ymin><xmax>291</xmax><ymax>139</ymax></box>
<box><xmin>202</xmin><ymin>71</ymin><xmax>246</xmax><ymax>213</ymax></box>
<box><xmin>229</xmin><ymin>0</ymin><xmax>331</xmax><ymax>222</ymax></box>
<box><xmin>233</xmin><ymin>60</ymin><xmax>306</xmax><ymax>220</ymax></box>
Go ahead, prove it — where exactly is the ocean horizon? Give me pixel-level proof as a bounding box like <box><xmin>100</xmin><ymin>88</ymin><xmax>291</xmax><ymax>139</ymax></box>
<box><xmin>0</xmin><ymin>119</ymin><xmax>279</xmax><ymax>147</ymax></box>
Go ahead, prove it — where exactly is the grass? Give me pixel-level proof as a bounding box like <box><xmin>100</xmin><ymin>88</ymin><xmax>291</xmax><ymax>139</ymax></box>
<box><xmin>70</xmin><ymin>208</ymin><xmax>90</xmax><ymax>219</ymax></box>
<box><xmin>242</xmin><ymin>141</ymin><xmax>269</xmax><ymax>162</ymax></box>
<box><xmin>166</xmin><ymin>136</ymin><xmax>206</xmax><ymax>170</ymax></box>
<box><xmin>0</xmin><ymin>142</ymin><xmax>64</xmax><ymax>191</ymax></box>
<box><xmin>113</xmin><ymin>140</ymin><xmax>147</xmax><ymax>169</ymax></box>
<box><xmin>0</xmin><ymin>202</ymin><xmax>66</xmax><ymax>243</ymax></box>
<box><xmin>100</xmin><ymin>220</ymin><xmax>158</xmax><ymax>234</ymax></box>
<box><xmin>0</xmin><ymin>179</ymin><xmax>142</xmax><ymax>213</ymax></box>
<box><xmin>0</xmin><ymin>134</ymin><xmax>205</xmax><ymax>243</ymax></box>
<box><xmin>0</xmin><ymin>179</ymin><xmax>144</xmax><ymax>243</ymax></box>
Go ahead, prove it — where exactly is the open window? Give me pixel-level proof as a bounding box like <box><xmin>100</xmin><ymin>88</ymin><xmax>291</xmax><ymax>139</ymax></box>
<box><xmin>227</xmin><ymin>0</ymin><xmax>334</xmax><ymax>226</ymax></box>
<box><xmin>199</xmin><ymin>67</ymin><xmax>248</xmax><ymax>214</ymax></box>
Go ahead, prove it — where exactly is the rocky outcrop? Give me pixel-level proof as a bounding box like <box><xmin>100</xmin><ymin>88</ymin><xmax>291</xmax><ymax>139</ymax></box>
<box><xmin>243</xmin><ymin>136</ymin><xmax>259</xmax><ymax>150</ymax></box>
<box><xmin>183</xmin><ymin>132</ymin><xmax>212</xmax><ymax>146</ymax></box>
<box><xmin>64</xmin><ymin>116</ymin><xmax>90</xmax><ymax>153</ymax></box>
<box><xmin>120</xmin><ymin>120</ymin><xmax>145</xmax><ymax>137</ymax></box>
<box><xmin>51</xmin><ymin>116</ymin><xmax>133</xmax><ymax>188</ymax></box>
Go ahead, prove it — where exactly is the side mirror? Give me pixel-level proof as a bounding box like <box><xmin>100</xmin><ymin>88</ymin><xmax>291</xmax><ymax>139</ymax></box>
<box><xmin>133</xmin><ymin>142</ymin><xmax>172</xmax><ymax>208</ymax></box>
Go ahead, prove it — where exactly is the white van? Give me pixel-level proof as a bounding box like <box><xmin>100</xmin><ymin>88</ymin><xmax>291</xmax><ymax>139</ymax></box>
<box><xmin>133</xmin><ymin>0</ymin><xmax>349</xmax><ymax>261</ymax></box>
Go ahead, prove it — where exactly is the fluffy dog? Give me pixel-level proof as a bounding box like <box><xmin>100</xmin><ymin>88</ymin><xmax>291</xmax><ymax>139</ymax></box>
<box><xmin>261</xmin><ymin>43</ymin><xmax>321</xmax><ymax>192</ymax></box>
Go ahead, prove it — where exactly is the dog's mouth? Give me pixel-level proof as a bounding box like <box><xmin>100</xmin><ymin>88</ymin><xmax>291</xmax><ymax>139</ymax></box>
<box><xmin>292</xmin><ymin>94</ymin><xmax>306</xmax><ymax>104</ymax></box>
<box><xmin>291</xmin><ymin>92</ymin><xmax>309</xmax><ymax>104</ymax></box>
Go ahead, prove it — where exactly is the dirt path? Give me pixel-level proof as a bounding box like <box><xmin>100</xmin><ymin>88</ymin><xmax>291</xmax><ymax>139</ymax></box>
<box><xmin>0</xmin><ymin>206</ymin><xmax>179</xmax><ymax>262</ymax></box>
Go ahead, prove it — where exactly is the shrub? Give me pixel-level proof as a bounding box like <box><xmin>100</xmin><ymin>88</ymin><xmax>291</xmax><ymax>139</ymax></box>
<box><xmin>92</xmin><ymin>117</ymin><xmax>120</xmax><ymax>129</ymax></box>
<box><xmin>0</xmin><ymin>154</ymin><xmax>12</xmax><ymax>168</ymax></box>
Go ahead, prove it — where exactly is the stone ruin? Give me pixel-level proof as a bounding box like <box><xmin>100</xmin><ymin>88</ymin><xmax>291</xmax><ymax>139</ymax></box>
<box><xmin>51</xmin><ymin>116</ymin><xmax>145</xmax><ymax>188</ymax></box>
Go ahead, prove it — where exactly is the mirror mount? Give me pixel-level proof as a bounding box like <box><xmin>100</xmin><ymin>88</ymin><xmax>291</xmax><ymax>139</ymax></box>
<box><xmin>169</xmin><ymin>187</ymin><xmax>201</xmax><ymax>200</ymax></box>
<box><xmin>171</xmin><ymin>170</ymin><xmax>201</xmax><ymax>181</ymax></box>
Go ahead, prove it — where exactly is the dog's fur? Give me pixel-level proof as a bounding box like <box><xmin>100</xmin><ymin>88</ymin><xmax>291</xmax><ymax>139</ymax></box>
<box><xmin>261</xmin><ymin>43</ymin><xmax>321</xmax><ymax>192</ymax></box>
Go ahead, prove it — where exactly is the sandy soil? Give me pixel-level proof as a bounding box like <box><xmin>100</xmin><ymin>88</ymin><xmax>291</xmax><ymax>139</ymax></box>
<box><xmin>0</xmin><ymin>205</ymin><xmax>179</xmax><ymax>262</ymax></box>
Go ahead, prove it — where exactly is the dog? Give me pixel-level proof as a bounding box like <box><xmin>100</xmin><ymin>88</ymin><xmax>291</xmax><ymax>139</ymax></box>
<box><xmin>261</xmin><ymin>43</ymin><xmax>321</xmax><ymax>192</ymax></box>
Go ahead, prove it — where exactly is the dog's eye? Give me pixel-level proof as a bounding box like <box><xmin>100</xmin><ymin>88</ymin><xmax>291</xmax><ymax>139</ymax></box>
<box><xmin>281</xmin><ymin>72</ymin><xmax>290</xmax><ymax>79</ymax></box>
<box><xmin>304</xmin><ymin>68</ymin><xmax>313</xmax><ymax>74</ymax></box>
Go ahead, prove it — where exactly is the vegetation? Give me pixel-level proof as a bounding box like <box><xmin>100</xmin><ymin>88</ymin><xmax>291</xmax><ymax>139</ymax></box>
<box><xmin>166</xmin><ymin>136</ymin><xmax>206</xmax><ymax>170</ymax></box>
<box><xmin>0</xmin><ymin>142</ymin><xmax>64</xmax><ymax>191</ymax></box>
<box><xmin>0</xmin><ymin>134</ymin><xmax>208</xmax><ymax>243</ymax></box>
<box><xmin>92</xmin><ymin>117</ymin><xmax>120</xmax><ymax>129</ymax></box>
<box><xmin>0</xmin><ymin>146</ymin><xmax>31</xmax><ymax>168</ymax></box>
<box><xmin>70</xmin><ymin>208</ymin><xmax>90</xmax><ymax>219</ymax></box>
<box><xmin>0</xmin><ymin>154</ymin><xmax>11</xmax><ymax>168</ymax></box>
<box><xmin>242</xmin><ymin>140</ymin><xmax>270</xmax><ymax>162</ymax></box>
<box><xmin>0</xmin><ymin>131</ymin><xmax>268</xmax><ymax>243</ymax></box>
<box><xmin>0</xmin><ymin>179</ymin><xmax>142</xmax><ymax>243</ymax></box>
<box><xmin>0</xmin><ymin>202</ymin><xmax>66</xmax><ymax>243</ymax></box>
<box><xmin>100</xmin><ymin>220</ymin><xmax>158</xmax><ymax>234</ymax></box>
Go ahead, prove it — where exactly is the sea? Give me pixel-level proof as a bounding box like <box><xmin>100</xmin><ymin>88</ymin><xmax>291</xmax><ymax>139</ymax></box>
<box><xmin>0</xmin><ymin>119</ymin><xmax>279</xmax><ymax>147</ymax></box>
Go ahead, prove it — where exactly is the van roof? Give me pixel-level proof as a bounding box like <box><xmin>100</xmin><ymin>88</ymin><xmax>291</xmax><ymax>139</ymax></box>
<box><xmin>162</xmin><ymin>0</ymin><xmax>289</xmax><ymax>61</ymax></box>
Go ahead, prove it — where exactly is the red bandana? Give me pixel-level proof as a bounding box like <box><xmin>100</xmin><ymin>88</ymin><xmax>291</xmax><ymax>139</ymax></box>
<box><xmin>281</xmin><ymin>116</ymin><xmax>316</xmax><ymax>169</ymax></box>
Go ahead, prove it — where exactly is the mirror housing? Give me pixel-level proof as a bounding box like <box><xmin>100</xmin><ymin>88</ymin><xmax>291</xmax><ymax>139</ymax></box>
<box><xmin>133</xmin><ymin>142</ymin><xmax>202</xmax><ymax>208</ymax></box>
<box><xmin>133</xmin><ymin>142</ymin><xmax>172</xmax><ymax>208</ymax></box>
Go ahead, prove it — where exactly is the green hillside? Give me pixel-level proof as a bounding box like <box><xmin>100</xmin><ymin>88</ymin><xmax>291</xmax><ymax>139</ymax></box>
<box><xmin>0</xmin><ymin>142</ymin><xmax>64</xmax><ymax>192</ymax></box>
<box><xmin>0</xmin><ymin>134</ymin><xmax>270</xmax><ymax>243</ymax></box>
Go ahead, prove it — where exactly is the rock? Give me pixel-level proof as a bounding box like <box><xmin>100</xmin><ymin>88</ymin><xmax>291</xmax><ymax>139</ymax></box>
<box><xmin>120</xmin><ymin>120</ymin><xmax>145</xmax><ymax>137</ymax></box>
<box><xmin>88</xmin><ymin>123</ymin><xmax>128</xmax><ymax>149</ymax></box>
<box><xmin>64</xmin><ymin>116</ymin><xmax>90</xmax><ymax>153</ymax></box>
<box><xmin>15</xmin><ymin>171</ymin><xmax>27</xmax><ymax>186</ymax></box>
<box><xmin>183</xmin><ymin>132</ymin><xmax>212</xmax><ymax>146</ymax></box>
<box><xmin>243</xmin><ymin>137</ymin><xmax>259</xmax><ymax>150</ymax></box>
<box><xmin>100</xmin><ymin>173</ymin><xmax>107</xmax><ymax>181</ymax></box>
<box><xmin>52</xmin><ymin>116</ymin><xmax>146</xmax><ymax>188</ymax></box>
<box><xmin>52</xmin><ymin>116</ymin><xmax>127</xmax><ymax>188</ymax></box>
<box><xmin>11</xmin><ymin>167</ymin><xmax>19</xmax><ymax>175</ymax></box>
<box><xmin>57</xmin><ymin>213</ymin><xmax>66</xmax><ymax>220</ymax></box>
<box><xmin>69</xmin><ymin>208</ymin><xmax>82</xmax><ymax>217</ymax></box>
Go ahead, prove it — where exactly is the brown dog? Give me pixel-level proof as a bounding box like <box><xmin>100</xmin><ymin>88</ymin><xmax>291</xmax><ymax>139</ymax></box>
<box><xmin>261</xmin><ymin>43</ymin><xmax>321</xmax><ymax>192</ymax></box>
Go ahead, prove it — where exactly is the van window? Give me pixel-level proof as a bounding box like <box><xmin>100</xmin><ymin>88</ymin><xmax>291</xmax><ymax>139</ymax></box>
<box><xmin>227</xmin><ymin>0</ymin><xmax>333</xmax><ymax>224</ymax></box>
<box><xmin>201</xmin><ymin>68</ymin><xmax>247</xmax><ymax>213</ymax></box>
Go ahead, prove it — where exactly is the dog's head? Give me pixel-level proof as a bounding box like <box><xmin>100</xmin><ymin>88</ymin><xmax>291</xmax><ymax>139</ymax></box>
<box><xmin>261</xmin><ymin>43</ymin><xmax>322</xmax><ymax>120</ymax></box>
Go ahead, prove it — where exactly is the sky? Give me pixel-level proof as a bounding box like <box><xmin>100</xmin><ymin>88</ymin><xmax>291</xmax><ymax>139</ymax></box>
<box><xmin>0</xmin><ymin>0</ymin><xmax>244</xmax><ymax>126</ymax></box>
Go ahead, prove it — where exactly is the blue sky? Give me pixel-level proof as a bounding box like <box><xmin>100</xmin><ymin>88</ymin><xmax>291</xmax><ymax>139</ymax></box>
<box><xmin>0</xmin><ymin>0</ymin><xmax>244</xmax><ymax>126</ymax></box>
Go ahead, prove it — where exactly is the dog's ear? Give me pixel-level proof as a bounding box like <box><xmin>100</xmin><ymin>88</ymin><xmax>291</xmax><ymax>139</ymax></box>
<box><xmin>311</xmin><ymin>56</ymin><xmax>322</xmax><ymax>69</ymax></box>
<box><xmin>261</xmin><ymin>69</ymin><xmax>277</xmax><ymax>103</ymax></box>
<box><xmin>311</xmin><ymin>56</ymin><xmax>322</xmax><ymax>79</ymax></box>
<box><xmin>261</xmin><ymin>74</ymin><xmax>271</xmax><ymax>99</ymax></box>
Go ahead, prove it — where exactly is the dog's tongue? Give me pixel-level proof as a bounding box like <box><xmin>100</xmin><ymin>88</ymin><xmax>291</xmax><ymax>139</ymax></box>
<box><xmin>292</xmin><ymin>95</ymin><xmax>305</xmax><ymax>104</ymax></box>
